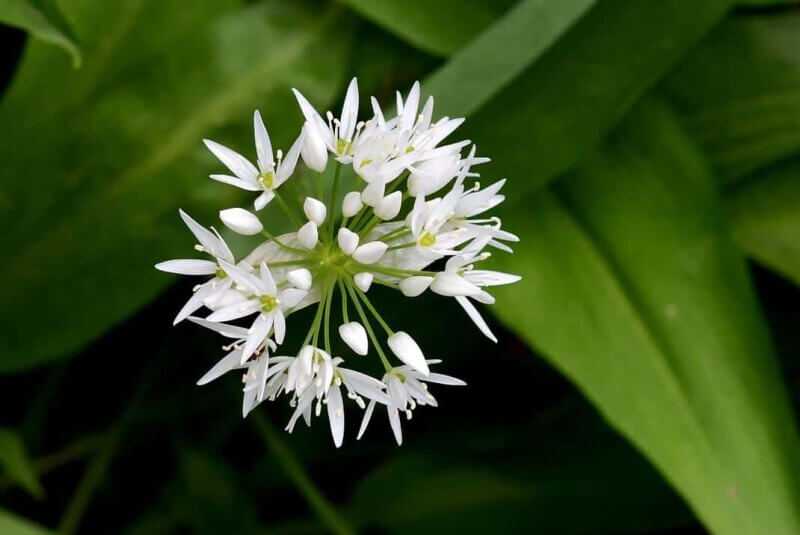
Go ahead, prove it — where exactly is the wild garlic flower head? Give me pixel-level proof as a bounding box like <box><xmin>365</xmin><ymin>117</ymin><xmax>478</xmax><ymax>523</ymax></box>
<box><xmin>156</xmin><ymin>78</ymin><xmax>520</xmax><ymax>447</ymax></box>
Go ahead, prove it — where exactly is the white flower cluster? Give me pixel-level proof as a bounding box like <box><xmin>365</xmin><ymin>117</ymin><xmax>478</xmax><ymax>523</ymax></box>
<box><xmin>156</xmin><ymin>78</ymin><xmax>520</xmax><ymax>446</ymax></box>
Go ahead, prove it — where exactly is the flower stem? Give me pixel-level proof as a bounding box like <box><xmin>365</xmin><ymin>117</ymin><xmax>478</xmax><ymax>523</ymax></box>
<box><xmin>387</xmin><ymin>241</ymin><xmax>415</xmax><ymax>252</ymax></box>
<box><xmin>275</xmin><ymin>190</ymin><xmax>302</xmax><ymax>227</ymax></box>
<box><xmin>352</xmin><ymin>285</ymin><xmax>393</xmax><ymax>336</ymax></box>
<box><xmin>267</xmin><ymin>259</ymin><xmax>315</xmax><ymax>268</ymax></box>
<box><xmin>338</xmin><ymin>278</ymin><xmax>349</xmax><ymax>323</ymax></box>
<box><xmin>344</xmin><ymin>280</ymin><xmax>392</xmax><ymax>371</ymax></box>
<box><xmin>379</xmin><ymin>227</ymin><xmax>411</xmax><ymax>243</ymax></box>
<box><xmin>328</xmin><ymin>163</ymin><xmax>342</xmax><ymax>242</ymax></box>
<box><xmin>261</xmin><ymin>229</ymin><xmax>308</xmax><ymax>255</ymax></box>
<box><xmin>323</xmin><ymin>281</ymin><xmax>334</xmax><ymax>355</ymax></box>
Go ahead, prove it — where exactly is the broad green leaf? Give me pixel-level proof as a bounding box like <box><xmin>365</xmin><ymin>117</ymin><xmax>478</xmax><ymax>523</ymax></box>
<box><xmin>490</xmin><ymin>99</ymin><xmax>800</xmax><ymax>533</ymax></box>
<box><xmin>663</xmin><ymin>13</ymin><xmax>800</xmax><ymax>185</ymax></box>
<box><xmin>0</xmin><ymin>0</ymin><xmax>81</xmax><ymax>67</ymax></box>
<box><xmin>425</xmin><ymin>0</ymin><xmax>597</xmax><ymax>118</ymax></box>
<box><xmin>0</xmin><ymin>509</ymin><xmax>52</xmax><ymax>535</ymax></box>
<box><xmin>0</xmin><ymin>0</ymin><xmax>353</xmax><ymax>372</ymax></box>
<box><xmin>0</xmin><ymin>429</ymin><xmax>42</xmax><ymax>499</ymax></box>
<box><xmin>337</xmin><ymin>0</ymin><xmax>514</xmax><ymax>56</ymax></box>
<box><xmin>455</xmin><ymin>0</ymin><xmax>735</xmax><ymax>198</ymax></box>
<box><xmin>725</xmin><ymin>157</ymin><xmax>800</xmax><ymax>286</ymax></box>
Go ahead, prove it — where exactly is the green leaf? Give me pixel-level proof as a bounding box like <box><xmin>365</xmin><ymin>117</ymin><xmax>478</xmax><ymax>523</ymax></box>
<box><xmin>0</xmin><ymin>509</ymin><xmax>52</xmax><ymax>535</ymax></box>
<box><xmin>453</xmin><ymin>0</ymin><xmax>734</xmax><ymax>198</ymax></box>
<box><xmin>0</xmin><ymin>0</ymin><xmax>81</xmax><ymax>67</ymax></box>
<box><xmin>0</xmin><ymin>0</ymin><xmax>353</xmax><ymax>372</ymax></box>
<box><xmin>0</xmin><ymin>429</ymin><xmax>43</xmax><ymax>499</ymax></box>
<box><xmin>425</xmin><ymin>0</ymin><xmax>597</xmax><ymax>118</ymax></box>
<box><xmin>489</xmin><ymin>99</ymin><xmax>800</xmax><ymax>533</ymax></box>
<box><xmin>663</xmin><ymin>13</ymin><xmax>800</xmax><ymax>186</ymax></box>
<box><xmin>725</xmin><ymin>157</ymin><xmax>800</xmax><ymax>286</ymax></box>
<box><xmin>337</xmin><ymin>0</ymin><xmax>514</xmax><ymax>56</ymax></box>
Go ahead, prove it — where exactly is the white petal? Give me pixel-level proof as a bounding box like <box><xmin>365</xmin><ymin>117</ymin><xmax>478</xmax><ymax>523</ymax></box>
<box><xmin>206</xmin><ymin>299</ymin><xmax>260</xmax><ymax>322</ymax></box>
<box><xmin>219</xmin><ymin>208</ymin><xmax>263</xmax><ymax>236</ymax></box>
<box><xmin>277</xmin><ymin>128</ymin><xmax>305</xmax><ymax>185</ymax></box>
<box><xmin>353</xmin><ymin>241</ymin><xmax>387</xmax><ymax>264</ymax></box>
<box><xmin>341</xmin><ymin>191</ymin><xmax>363</xmax><ymax>217</ymax></box>
<box><xmin>337</xmin><ymin>228</ymin><xmax>359</xmax><ymax>256</ymax></box>
<box><xmin>210</xmin><ymin>174</ymin><xmax>261</xmax><ymax>191</ymax></box>
<box><xmin>197</xmin><ymin>349</ymin><xmax>243</xmax><ymax>385</ymax></box>
<box><xmin>259</xmin><ymin>262</ymin><xmax>278</xmax><ymax>295</ymax></box>
<box><xmin>357</xmin><ymin>400</ymin><xmax>376</xmax><ymax>440</ymax></box>
<box><xmin>155</xmin><ymin>259</ymin><xmax>218</xmax><ymax>276</ymax></box>
<box><xmin>173</xmin><ymin>287</ymin><xmax>213</xmax><ymax>324</ymax></box>
<box><xmin>326</xmin><ymin>385</ymin><xmax>345</xmax><ymax>448</ymax></box>
<box><xmin>254</xmin><ymin>190</ymin><xmax>275</xmax><ymax>211</ymax></box>
<box><xmin>425</xmin><ymin>371</ymin><xmax>467</xmax><ymax>386</ymax></box>
<box><xmin>387</xmin><ymin>407</ymin><xmax>403</xmax><ymax>446</ymax></box>
<box><xmin>218</xmin><ymin>260</ymin><xmax>265</xmax><ymax>295</ymax></box>
<box><xmin>399</xmin><ymin>276</ymin><xmax>433</xmax><ymax>297</ymax></box>
<box><xmin>179</xmin><ymin>210</ymin><xmax>228</xmax><ymax>260</ymax></box>
<box><xmin>287</xmin><ymin>268</ymin><xmax>312</xmax><ymax>290</ymax></box>
<box><xmin>300</xmin><ymin>122</ymin><xmax>328</xmax><ymax>172</ymax></box>
<box><xmin>297</xmin><ymin>221</ymin><xmax>318</xmax><ymax>249</ymax></box>
<box><xmin>253</xmin><ymin>110</ymin><xmax>274</xmax><ymax>172</ymax></box>
<box><xmin>430</xmin><ymin>273</ymin><xmax>481</xmax><ymax>297</ymax></box>
<box><xmin>279</xmin><ymin>288</ymin><xmax>308</xmax><ymax>309</ymax></box>
<box><xmin>242</xmin><ymin>314</ymin><xmax>272</xmax><ymax>363</ymax></box>
<box><xmin>339</xmin><ymin>77</ymin><xmax>359</xmax><ymax>142</ymax></box>
<box><xmin>303</xmin><ymin>197</ymin><xmax>327</xmax><ymax>226</ymax></box>
<box><xmin>455</xmin><ymin>295</ymin><xmax>497</xmax><ymax>343</ymax></box>
<box><xmin>338</xmin><ymin>322</ymin><xmax>368</xmax><ymax>355</ymax></box>
<box><xmin>354</xmin><ymin>272</ymin><xmax>373</xmax><ymax>292</ymax></box>
<box><xmin>188</xmin><ymin>316</ymin><xmax>249</xmax><ymax>339</ymax></box>
<box><xmin>387</xmin><ymin>332</ymin><xmax>429</xmax><ymax>375</ymax></box>
<box><xmin>203</xmin><ymin>139</ymin><xmax>258</xmax><ymax>181</ymax></box>
<box><xmin>273</xmin><ymin>309</ymin><xmax>286</xmax><ymax>345</ymax></box>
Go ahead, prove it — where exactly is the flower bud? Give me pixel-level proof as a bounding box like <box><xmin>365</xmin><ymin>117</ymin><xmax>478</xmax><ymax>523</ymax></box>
<box><xmin>342</xmin><ymin>191</ymin><xmax>363</xmax><ymax>217</ymax></box>
<box><xmin>337</xmin><ymin>228</ymin><xmax>359</xmax><ymax>255</ymax></box>
<box><xmin>354</xmin><ymin>272</ymin><xmax>373</xmax><ymax>292</ymax></box>
<box><xmin>303</xmin><ymin>197</ymin><xmax>327</xmax><ymax>226</ymax></box>
<box><xmin>297</xmin><ymin>221</ymin><xmax>318</xmax><ymax>249</ymax></box>
<box><xmin>361</xmin><ymin>181</ymin><xmax>385</xmax><ymax>207</ymax></box>
<box><xmin>338</xmin><ymin>321</ymin><xmax>368</xmax><ymax>355</ymax></box>
<box><xmin>353</xmin><ymin>241</ymin><xmax>387</xmax><ymax>264</ymax></box>
<box><xmin>287</xmin><ymin>268</ymin><xmax>312</xmax><ymax>290</ymax></box>
<box><xmin>387</xmin><ymin>331</ymin><xmax>429</xmax><ymax>375</ymax></box>
<box><xmin>374</xmin><ymin>191</ymin><xmax>402</xmax><ymax>220</ymax></box>
<box><xmin>399</xmin><ymin>276</ymin><xmax>433</xmax><ymax>297</ymax></box>
<box><xmin>219</xmin><ymin>208</ymin><xmax>263</xmax><ymax>235</ymax></box>
<box><xmin>300</xmin><ymin>122</ymin><xmax>328</xmax><ymax>173</ymax></box>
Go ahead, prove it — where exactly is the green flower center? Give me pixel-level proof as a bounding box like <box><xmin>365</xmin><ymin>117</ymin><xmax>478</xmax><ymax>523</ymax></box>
<box><xmin>336</xmin><ymin>138</ymin><xmax>352</xmax><ymax>155</ymax></box>
<box><xmin>258</xmin><ymin>170</ymin><xmax>275</xmax><ymax>189</ymax></box>
<box><xmin>418</xmin><ymin>231</ymin><xmax>436</xmax><ymax>247</ymax></box>
<box><xmin>215</xmin><ymin>268</ymin><xmax>227</xmax><ymax>279</ymax></box>
<box><xmin>260</xmin><ymin>294</ymin><xmax>278</xmax><ymax>312</ymax></box>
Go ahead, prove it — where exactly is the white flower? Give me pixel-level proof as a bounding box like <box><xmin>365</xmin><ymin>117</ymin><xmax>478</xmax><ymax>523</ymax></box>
<box><xmin>206</xmin><ymin>261</ymin><xmax>307</xmax><ymax>361</ymax></box>
<box><xmin>158</xmin><ymin>76</ymin><xmax>520</xmax><ymax>447</ymax></box>
<box><xmin>155</xmin><ymin>210</ymin><xmax>236</xmax><ymax>324</ymax></box>
<box><xmin>293</xmin><ymin>77</ymin><xmax>360</xmax><ymax>162</ymax></box>
<box><xmin>219</xmin><ymin>207</ymin><xmax>263</xmax><ymax>235</ymax></box>
<box><xmin>204</xmin><ymin>110</ymin><xmax>303</xmax><ymax>210</ymax></box>
<box><xmin>358</xmin><ymin>361</ymin><xmax>465</xmax><ymax>445</ymax></box>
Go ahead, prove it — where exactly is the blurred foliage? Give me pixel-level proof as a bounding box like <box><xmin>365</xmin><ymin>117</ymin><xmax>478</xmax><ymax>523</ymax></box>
<box><xmin>2</xmin><ymin>0</ymin><xmax>800</xmax><ymax>534</ymax></box>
